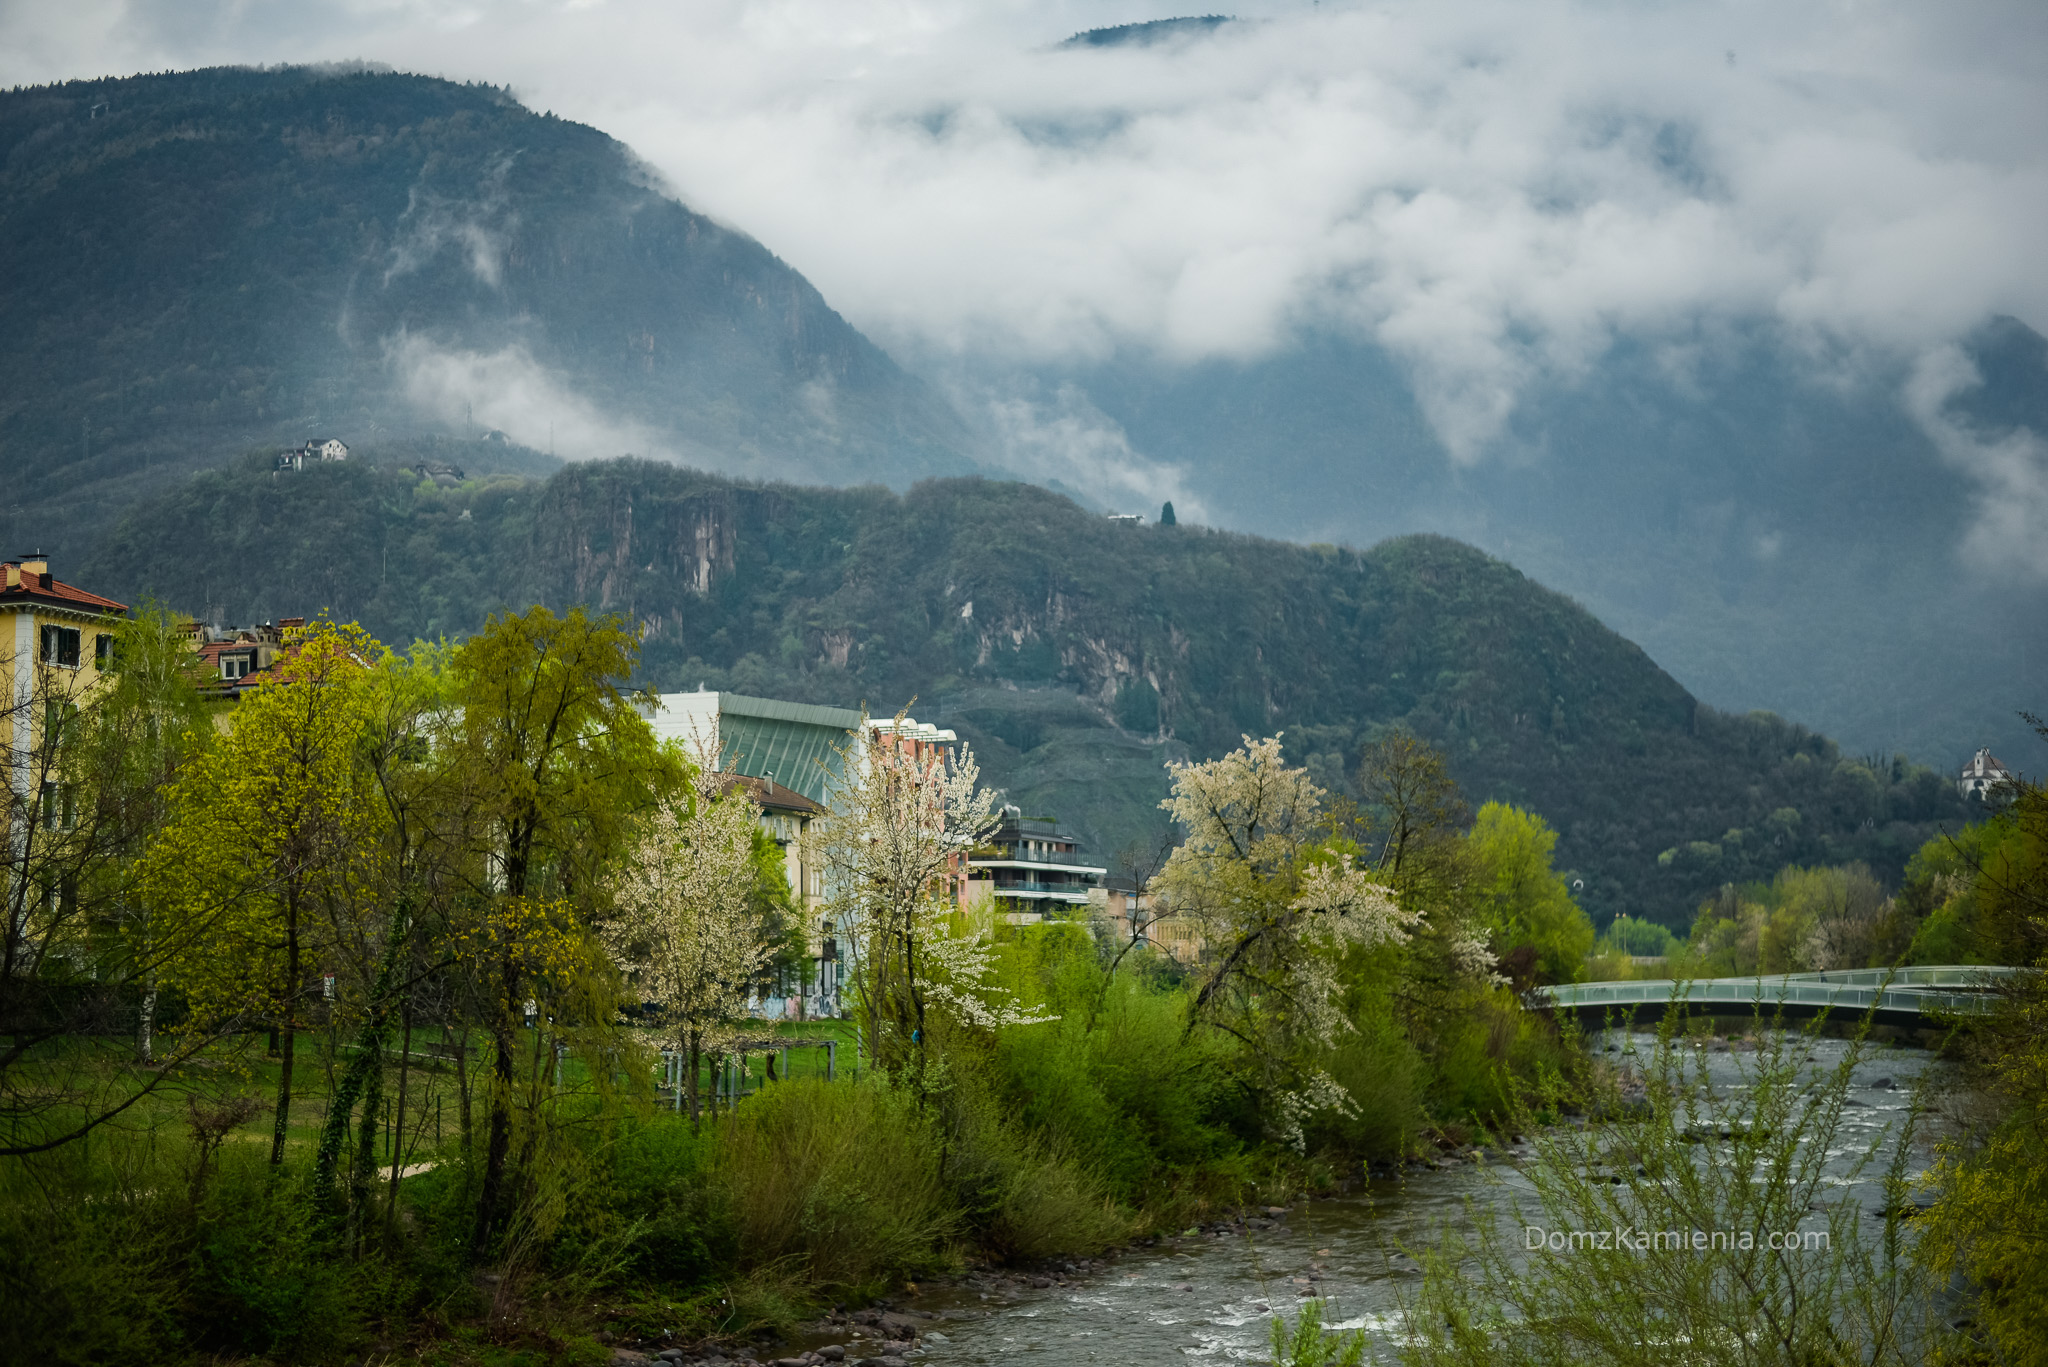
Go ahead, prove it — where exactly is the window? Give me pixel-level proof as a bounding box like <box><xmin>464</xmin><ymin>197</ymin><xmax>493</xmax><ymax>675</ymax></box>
<box><xmin>222</xmin><ymin>655</ymin><xmax>250</xmax><ymax>680</ymax></box>
<box><xmin>40</xmin><ymin>783</ymin><xmax>72</xmax><ymax>830</ymax></box>
<box><xmin>39</xmin><ymin>624</ymin><xmax>80</xmax><ymax>668</ymax></box>
<box><xmin>43</xmin><ymin>702</ymin><xmax>78</xmax><ymax>752</ymax></box>
<box><xmin>94</xmin><ymin>632</ymin><xmax>113</xmax><ymax>668</ymax></box>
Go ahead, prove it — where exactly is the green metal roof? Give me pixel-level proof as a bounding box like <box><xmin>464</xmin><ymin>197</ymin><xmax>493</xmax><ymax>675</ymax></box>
<box><xmin>716</xmin><ymin>694</ymin><xmax>861</xmax><ymax>806</ymax></box>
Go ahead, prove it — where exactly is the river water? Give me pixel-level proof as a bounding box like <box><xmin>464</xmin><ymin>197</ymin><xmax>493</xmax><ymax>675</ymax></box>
<box><xmin>870</xmin><ymin>1031</ymin><xmax>1936</xmax><ymax>1367</ymax></box>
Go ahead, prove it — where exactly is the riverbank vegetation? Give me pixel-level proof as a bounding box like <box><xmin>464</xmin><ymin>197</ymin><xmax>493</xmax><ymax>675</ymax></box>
<box><xmin>1584</xmin><ymin>795</ymin><xmax>2043</xmax><ymax>982</ymax></box>
<box><xmin>1400</xmin><ymin>1004</ymin><xmax>1936</xmax><ymax>1366</ymax></box>
<box><xmin>1</xmin><ymin>608</ymin><xmax>1602</xmax><ymax>1365</ymax></box>
<box><xmin>1424</xmin><ymin>719</ymin><xmax>2045</xmax><ymax>1367</ymax></box>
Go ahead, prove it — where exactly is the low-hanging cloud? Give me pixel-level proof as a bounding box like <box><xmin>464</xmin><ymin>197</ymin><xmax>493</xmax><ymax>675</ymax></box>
<box><xmin>6</xmin><ymin>0</ymin><xmax>2046</xmax><ymax>518</ymax></box>
<box><xmin>1906</xmin><ymin>345</ymin><xmax>2048</xmax><ymax>581</ymax></box>
<box><xmin>386</xmin><ymin>332</ymin><xmax>663</xmax><ymax>464</ymax></box>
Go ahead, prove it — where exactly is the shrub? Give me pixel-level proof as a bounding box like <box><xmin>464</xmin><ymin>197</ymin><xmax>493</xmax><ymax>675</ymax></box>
<box><xmin>714</xmin><ymin>1077</ymin><xmax>954</xmax><ymax>1295</ymax></box>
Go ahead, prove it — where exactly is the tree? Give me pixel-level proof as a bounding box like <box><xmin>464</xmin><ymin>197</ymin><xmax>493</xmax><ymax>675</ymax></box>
<box><xmin>144</xmin><ymin>619</ymin><xmax>390</xmax><ymax>1164</ymax></box>
<box><xmin>1357</xmin><ymin>728</ymin><xmax>1467</xmax><ymax>884</ymax></box>
<box><xmin>606</xmin><ymin>772</ymin><xmax>776</xmax><ymax>1126</ymax></box>
<box><xmin>1159</xmin><ymin>501</ymin><xmax>1176</xmax><ymax>526</ymax></box>
<box><xmin>1354</xmin><ymin>730</ymin><xmax>1505</xmax><ymax>1035</ymax></box>
<box><xmin>1154</xmin><ymin>734</ymin><xmax>1419</xmax><ymax>1146</ymax></box>
<box><xmin>1916</xmin><ymin>711</ymin><xmax>2048</xmax><ymax>1364</ymax></box>
<box><xmin>820</xmin><ymin>715</ymin><xmax>1041</xmax><ymax>1094</ymax></box>
<box><xmin>0</xmin><ymin>603</ymin><xmax>216</xmax><ymax>1157</ymax></box>
<box><xmin>94</xmin><ymin>603</ymin><xmax>216</xmax><ymax>1064</ymax></box>
<box><xmin>445</xmin><ymin>605</ymin><xmax>685</xmax><ymax>1257</ymax></box>
<box><xmin>1462</xmin><ymin>802</ymin><xmax>1594</xmax><ymax>987</ymax></box>
<box><xmin>309</xmin><ymin>640</ymin><xmax>467</xmax><ymax>1236</ymax></box>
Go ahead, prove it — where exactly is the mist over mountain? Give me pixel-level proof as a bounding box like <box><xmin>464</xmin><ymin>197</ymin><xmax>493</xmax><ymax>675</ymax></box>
<box><xmin>84</xmin><ymin>454</ymin><xmax>1976</xmax><ymax>930</ymax></box>
<box><xmin>1019</xmin><ymin>315</ymin><xmax>2048</xmax><ymax>775</ymax></box>
<box><xmin>0</xmin><ymin>66</ymin><xmax>978</xmax><ymax>555</ymax></box>
<box><xmin>3</xmin><ymin>56</ymin><xmax>2041</xmax><ymax>786</ymax></box>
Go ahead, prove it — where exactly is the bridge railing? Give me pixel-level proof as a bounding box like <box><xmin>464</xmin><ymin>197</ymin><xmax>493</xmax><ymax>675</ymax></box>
<box><xmin>1534</xmin><ymin>966</ymin><xmax>2025</xmax><ymax>1021</ymax></box>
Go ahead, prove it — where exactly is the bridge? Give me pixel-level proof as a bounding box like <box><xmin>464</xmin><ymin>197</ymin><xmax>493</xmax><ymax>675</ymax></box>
<box><xmin>1533</xmin><ymin>966</ymin><xmax>2026</xmax><ymax>1029</ymax></box>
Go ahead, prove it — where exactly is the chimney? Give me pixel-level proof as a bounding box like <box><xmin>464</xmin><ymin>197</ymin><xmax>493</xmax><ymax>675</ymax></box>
<box><xmin>18</xmin><ymin>550</ymin><xmax>48</xmax><ymax>580</ymax></box>
<box><xmin>3</xmin><ymin>563</ymin><xmax>17</xmax><ymax>590</ymax></box>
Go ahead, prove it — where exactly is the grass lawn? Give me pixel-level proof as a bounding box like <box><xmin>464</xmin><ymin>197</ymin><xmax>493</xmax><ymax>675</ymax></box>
<box><xmin>7</xmin><ymin>1015</ymin><xmax>871</xmax><ymax>1163</ymax></box>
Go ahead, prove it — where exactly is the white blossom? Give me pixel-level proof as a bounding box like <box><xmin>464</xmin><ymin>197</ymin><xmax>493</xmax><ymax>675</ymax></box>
<box><xmin>1155</xmin><ymin>734</ymin><xmax>1423</xmax><ymax>1141</ymax></box>
<box><xmin>1449</xmin><ymin>930</ymin><xmax>1510</xmax><ymax>987</ymax></box>
<box><xmin>819</xmin><ymin>717</ymin><xmax>1050</xmax><ymax>1074</ymax></box>
<box><xmin>604</xmin><ymin>773</ymin><xmax>775</xmax><ymax>1059</ymax></box>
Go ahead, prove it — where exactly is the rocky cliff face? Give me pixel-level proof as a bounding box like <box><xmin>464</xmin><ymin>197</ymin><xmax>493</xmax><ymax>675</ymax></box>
<box><xmin>87</xmin><ymin>456</ymin><xmax>1971</xmax><ymax>927</ymax></box>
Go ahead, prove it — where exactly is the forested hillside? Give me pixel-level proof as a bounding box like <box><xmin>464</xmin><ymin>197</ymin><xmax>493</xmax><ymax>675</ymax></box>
<box><xmin>0</xmin><ymin>66</ymin><xmax>977</xmax><ymax>558</ymax></box>
<box><xmin>82</xmin><ymin>455</ymin><xmax>1975</xmax><ymax>927</ymax></box>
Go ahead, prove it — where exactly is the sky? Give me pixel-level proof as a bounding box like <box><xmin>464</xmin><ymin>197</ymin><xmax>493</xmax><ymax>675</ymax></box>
<box><xmin>5</xmin><ymin>0</ymin><xmax>2047</xmax><ymax>579</ymax></box>
<box><xmin>8</xmin><ymin>8</ymin><xmax>2045</xmax><ymax>389</ymax></box>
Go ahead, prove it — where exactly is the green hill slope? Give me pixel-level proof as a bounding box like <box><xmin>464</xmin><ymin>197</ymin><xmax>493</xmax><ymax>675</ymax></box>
<box><xmin>81</xmin><ymin>456</ymin><xmax>1974</xmax><ymax>927</ymax></box>
<box><xmin>0</xmin><ymin>66</ymin><xmax>978</xmax><ymax>558</ymax></box>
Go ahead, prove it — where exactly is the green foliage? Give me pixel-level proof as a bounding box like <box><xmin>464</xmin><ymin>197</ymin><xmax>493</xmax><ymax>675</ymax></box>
<box><xmin>86</xmin><ymin>459</ymin><xmax>1974</xmax><ymax>934</ymax></box>
<box><xmin>1270</xmin><ymin>1297</ymin><xmax>1366</xmax><ymax>1367</ymax></box>
<box><xmin>713</xmin><ymin>1077</ymin><xmax>955</xmax><ymax>1295</ymax></box>
<box><xmin>186</xmin><ymin>1153</ymin><xmax>368</xmax><ymax>1356</ymax></box>
<box><xmin>1461</xmin><ymin>802</ymin><xmax>1594</xmax><ymax>985</ymax></box>
<box><xmin>984</xmin><ymin>925</ymin><xmax>1240</xmax><ymax>1202</ymax></box>
<box><xmin>1676</xmin><ymin>860</ymin><xmax>1904</xmax><ymax>976</ymax></box>
<box><xmin>1915</xmin><ymin>722</ymin><xmax>2048</xmax><ymax>1364</ymax></box>
<box><xmin>1399</xmin><ymin>1008</ymin><xmax>1933</xmax><ymax>1366</ymax></box>
<box><xmin>1599</xmin><ymin>914</ymin><xmax>1675</xmax><ymax>957</ymax></box>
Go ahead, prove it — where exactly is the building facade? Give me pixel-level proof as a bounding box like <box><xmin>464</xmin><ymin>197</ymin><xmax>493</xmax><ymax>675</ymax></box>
<box><xmin>641</xmin><ymin>691</ymin><xmax>975</xmax><ymax>1019</ymax></box>
<box><xmin>3</xmin><ymin>553</ymin><xmax>127</xmax><ymax>963</ymax></box>
<box><xmin>963</xmin><ymin>806</ymin><xmax>1106</xmax><ymax>925</ymax></box>
<box><xmin>185</xmin><ymin>616</ymin><xmax>306</xmax><ymax>692</ymax></box>
<box><xmin>644</xmin><ymin>690</ymin><xmax>862</xmax><ymax>1018</ymax></box>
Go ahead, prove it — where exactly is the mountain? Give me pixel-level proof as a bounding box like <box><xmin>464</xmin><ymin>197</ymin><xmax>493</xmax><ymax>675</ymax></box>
<box><xmin>82</xmin><ymin>455</ymin><xmax>1977</xmax><ymax>929</ymax></box>
<box><xmin>0</xmin><ymin>65</ymin><xmax>978</xmax><ymax>557</ymax></box>
<box><xmin>8</xmin><ymin>62</ymin><xmax>2036</xmax><ymax>799</ymax></box>
<box><xmin>1060</xmin><ymin>17</ymin><xmax>1239</xmax><ymax>49</ymax></box>
<box><xmin>1031</xmin><ymin>318</ymin><xmax>2048</xmax><ymax>783</ymax></box>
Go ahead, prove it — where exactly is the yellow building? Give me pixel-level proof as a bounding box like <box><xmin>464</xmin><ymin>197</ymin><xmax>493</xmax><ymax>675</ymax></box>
<box><xmin>3</xmin><ymin>552</ymin><xmax>128</xmax><ymax>828</ymax></box>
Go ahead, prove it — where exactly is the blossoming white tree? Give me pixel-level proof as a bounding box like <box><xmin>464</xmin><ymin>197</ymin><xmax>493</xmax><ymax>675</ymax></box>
<box><xmin>819</xmin><ymin>715</ymin><xmax>1047</xmax><ymax>1093</ymax></box>
<box><xmin>606</xmin><ymin>772</ymin><xmax>775</xmax><ymax>1125</ymax></box>
<box><xmin>1154</xmin><ymin>733</ymin><xmax>1423</xmax><ymax>1146</ymax></box>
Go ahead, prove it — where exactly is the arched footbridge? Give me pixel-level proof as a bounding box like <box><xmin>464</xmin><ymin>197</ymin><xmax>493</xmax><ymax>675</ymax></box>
<box><xmin>1534</xmin><ymin>966</ymin><xmax>2029</xmax><ymax>1029</ymax></box>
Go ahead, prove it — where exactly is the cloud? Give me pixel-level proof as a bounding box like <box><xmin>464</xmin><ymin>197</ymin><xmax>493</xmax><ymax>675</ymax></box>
<box><xmin>383</xmin><ymin>151</ymin><xmax>520</xmax><ymax>288</ymax></box>
<box><xmin>969</xmin><ymin>379</ymin><xmax>1203</xmax><ymax>522</ymax></box>
<box><xmin>1905</xmin><ymin>344</ymin><xmax>2048</xmax><ymax>580</ymax></box>
<box><xmin>5</xmin><ymin>0</ymin><xmax>2046</xmax><ymax>469</ymax></box>
<box><xmin>385</xmin><ymin>332</ymin><xmax>663</xmax><ymax>462</ymax></box>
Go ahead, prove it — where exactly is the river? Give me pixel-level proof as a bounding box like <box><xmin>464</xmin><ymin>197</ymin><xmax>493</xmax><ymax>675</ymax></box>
<box><xmin>834</xmin><ymin>1030</ymin><xmax>1938</xmax><ymax>1366</ymax></box>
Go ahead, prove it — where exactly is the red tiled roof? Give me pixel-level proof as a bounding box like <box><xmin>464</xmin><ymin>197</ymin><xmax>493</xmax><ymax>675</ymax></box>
<box><xmin>0</xmin><ymin>567</ymin><xmax>128</xmax><ymax>615</ymax></box>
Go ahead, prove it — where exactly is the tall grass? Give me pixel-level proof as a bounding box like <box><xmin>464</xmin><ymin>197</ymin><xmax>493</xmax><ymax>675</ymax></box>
<box><xmin>714</xmin><ymin>1077</ymin><xmax>955</xmax><ymax>1295</ymax></box>
<box><xmin>1395</xmin><ymin>1006</ymin><xmax>1938</xmax><ymax>1365</ymax></box>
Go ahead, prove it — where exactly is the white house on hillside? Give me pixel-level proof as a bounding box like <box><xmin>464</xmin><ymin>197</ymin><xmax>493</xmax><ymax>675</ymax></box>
<box><xmin>275</xmin><ymin>438</ymin><xmax>350</xmax><ymax>472</ymax></box>
<box><xmin>1958</xmin><ymin>748</ymin><xmax>2015</xmax><ymax>800</ymax></box>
